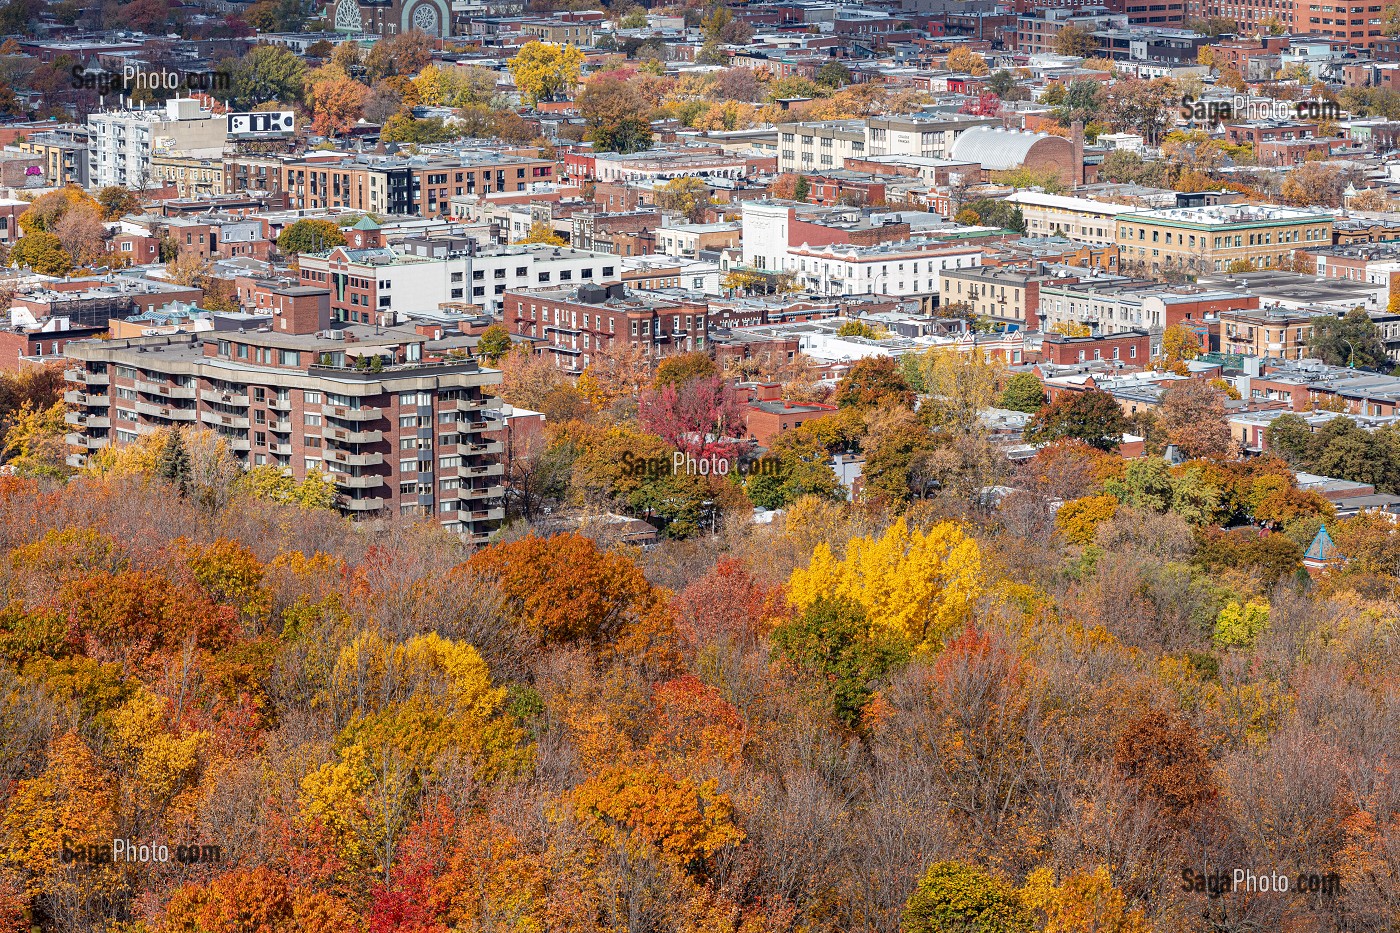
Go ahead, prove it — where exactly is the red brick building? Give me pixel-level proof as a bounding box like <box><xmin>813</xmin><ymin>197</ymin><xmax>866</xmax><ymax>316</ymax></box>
<box><xmin>504</xmin><ymin>283</ymin><xmax>708</xmax><ymax>375</ymax></box>
<box><xmin>739</xmin><ymin>381</ymin><xmax>838</xmax><ymax>445</ymax></box>
<box><xmin>1039</xmin><ymin>330</ymin><xmax>1152</xmax><ymax>366</ymax></box>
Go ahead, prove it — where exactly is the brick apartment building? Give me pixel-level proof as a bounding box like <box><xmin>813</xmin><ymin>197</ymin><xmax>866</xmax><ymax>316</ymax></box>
<box><xmin>504</xmin><ymin>283</ymin><xmax>708</xmax><ymax>375</ymax></box>
<box><xmin>62</xmin><ymin>289</ymin><xmax>506</xmax><ymax>542</ymax></box>
<box><xmin>1039</xmin><ymin>329</ymin><xmax>1152</xmax><ymax>366</ymax></box>
<box><xmin>224</xmin><ymin>151</ymin><xmax>555</xmax><ymax>220</ymax></box>
<box><xmin>739</xmin><ymin>381</ymin><xmax>838</xmax><ymax>445</ymax></box>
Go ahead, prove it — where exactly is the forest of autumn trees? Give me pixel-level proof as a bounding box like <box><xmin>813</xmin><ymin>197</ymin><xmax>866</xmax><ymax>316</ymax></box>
<box><xmin>0</xmin><ymin>372</ymin><xmax>1395</xmax><ymax>933</ymax></box>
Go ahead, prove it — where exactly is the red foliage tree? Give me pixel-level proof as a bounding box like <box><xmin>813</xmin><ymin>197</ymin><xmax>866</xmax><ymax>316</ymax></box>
<box><xmin>637</xmin><ymin>376</ymin><xmax>745</xmax><ymax>459</ymax></box>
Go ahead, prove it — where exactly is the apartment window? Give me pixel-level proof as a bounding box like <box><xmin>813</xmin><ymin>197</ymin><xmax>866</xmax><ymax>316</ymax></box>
<box><xmin>303</xmin><ymin>412</ymin><xmax>322</xmax><ymax>426</ymax></box>
<box><xmin>304</xmin><ymin>458</ymin><xmax>322</xmax><ymax>472</ymax></box>
<box><xmin>400</xmin><ymin>458</ymin><xmax>419</xmax><ymax>473</ymax></box>
<box><xmin>304</xmin><ymin>436</ymin><xmax>322</xmax><ymax>448</ymax></box>
<box><xmin>304</xmin><ymin>391</ymin><xmax>322</xmax><ymax>404</ymax></box>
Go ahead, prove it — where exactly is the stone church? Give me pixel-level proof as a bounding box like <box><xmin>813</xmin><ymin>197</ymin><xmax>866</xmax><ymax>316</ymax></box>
<box><xmin>330</xmin><ymin>0</ymin><xmax>452</xmax><ymax>39</ymax></box>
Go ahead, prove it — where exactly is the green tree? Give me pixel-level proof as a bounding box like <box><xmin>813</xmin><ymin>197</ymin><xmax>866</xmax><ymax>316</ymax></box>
<box><xmin>276</xmin><ymin>218</ymin><xmax>346</xmax><ymax>255</ymax></box>
<box><xmin>770</xmin><ymin>597</ymin><xmax>907</xmax><ymax>727</ymax></box>
<box><xmin>1024</xmin><ymin>389</ymin><xmax>1126</xmax><ymax>452</ymax></box>
<box><xmin>815</xmin><ymin>60</ymin><xmax>852</xmax><ymax>88</ymax></box>
<box><xmin>229</xmin><ymin>44</ymin><xmax>306</xmax><ymax>109</ymax></box>
<box><xmin>1263</xmin><ymin>412</ymin><xmax>1314</xmax><ymax>463</ymax></box>
<box><xmin>1307</xmin><ymin>307</ymin><xmax>1389</xmax><ymax>369</ymax></box>
<box><xmin>745</xmin><ymin>430</ymin><xmax>844</xmax><ymax>509</ymax></box>
<box><xmin>155</xmin><ymin>429</ymin><xmax>191</xmax><ymax>494</ymax></box>
<box><xmin>997</xmin><ymin>372</ymin><xmax>1046</xmax><ymax>413</ymax></box>
<box><xmin>904</xmin><ymin>861</ymin><xmax>1034</xmax><ymax>933</ymax></box>
<box><xmin>476</xmin><ymin>324</ymin><xmax>512</xmax><ymax>363</ymax></box>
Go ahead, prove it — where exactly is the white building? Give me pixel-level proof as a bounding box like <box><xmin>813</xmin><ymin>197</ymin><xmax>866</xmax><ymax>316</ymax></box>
<box><xmin>786</xmin><ymin>239</ymin><xmax>984</xmax><ymax>298</ymax></box>
<box><xmin>1003</xmin><ymin>191</ymin><xmax>1149</xmax><ymax>247</ymax></box>
<box><xmin>87</xmin><ymin>98</ymin><xmax>226</xmax><ymax>190</ymax></box>
<box><xmin>300</xmin><ymin>240</ymin><xmax>620</xmax><ymax>318</ymax></box>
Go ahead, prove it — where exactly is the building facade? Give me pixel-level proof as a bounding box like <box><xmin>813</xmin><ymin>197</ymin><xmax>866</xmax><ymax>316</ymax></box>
<box><xmin>87</xmin><ymin>98</ymin><xmax>226</xmax><ymax>190</ymax></box>
<box><xmin>63</xmin><ymin>302</ymin><xmax>505</xmax><ymax>541</ymax></box>
<box><xmin>1115</xmin><ymin>204</ymin><xmax>1334</xmax><ymax>276</ymax></box>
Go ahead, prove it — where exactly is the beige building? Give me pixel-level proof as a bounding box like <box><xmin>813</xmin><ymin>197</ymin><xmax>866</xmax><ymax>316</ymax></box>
<box><xmin>1004</xmin><ymin>191</ymin><xmax>1148</xmax><ymax>247</ymax></box>
<box><xmin>1218</xmin><ymin>307</ymin><xmax>1322</xmax><ymax>360</ymax></box>
<box><xmin>1116</xmin><ymin>204</ymin><xmax>1334</xmax><ymax>277</ymax></box>
<box><xmin>152</xmin><ymin>152</ymin><xmax>225</xmax><ymax>198</ymax></box>
<box><xmin>655</xmin><ymin>221</ymin><xmax>740</xmax><ymax>259</ymax></box>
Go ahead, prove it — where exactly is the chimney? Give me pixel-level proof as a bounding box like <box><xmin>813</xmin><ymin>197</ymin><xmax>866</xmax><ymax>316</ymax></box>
<box><xmin>1071</xmin><ymin>120</ymin><xmax>1086</xmax><ymax>187</ymax></box>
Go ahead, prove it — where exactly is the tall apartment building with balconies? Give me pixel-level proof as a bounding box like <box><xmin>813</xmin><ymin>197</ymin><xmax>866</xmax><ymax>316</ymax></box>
<box><xmin>62</xmin><ymin>284</ymin><xmax>504</xmax><ymax>542</ymax></box>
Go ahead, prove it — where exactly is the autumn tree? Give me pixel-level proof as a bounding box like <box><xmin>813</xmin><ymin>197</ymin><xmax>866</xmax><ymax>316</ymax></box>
<box><xmin>903</xmin><ymin>861</ymin><xmax>1032</xmax><ymax>933</ymax></box>
<box><xmin>1159</xmin><ymin>380</ymin><xmax>1236</xmax><ymax>459</ymax></box>
<box><xmin>1024</xmin><ymin>389</ymin><xmax>1127</xmax><ymax>452</ymax></box>
<box><xmin>516</xmin><ymin>220</ymin><xmax>565</xmax><ymax>247</ymax></box>
<box><xmin>834</xmin><ymin>356</ymin><xmax>913</xmax><ymax>410</ymax></box>
<box><xmin>578</xmin><ymin>72</ymin><xmax>654</xmax><ymax>154</ymax></box>
<box><xmin>277</xmin><ymin>218</ymin><xmax>345</xmax><ymax>255</ymax></box>
<box><xmin>638</xmin><ymin>376</ymin><xmax>744</xmax><ymax>459</ymax></box>
<box><xmin>508</xmin><ymin>40</ymin><xmax>583</xmax><ymax>105</ymax></box>
<box><xmin>787</xmin><ymin>517</ymin><xmax>983</xmax><ymax>648</ymax></box>
<box><xmin>363</xmin><ymin>29</ymin><xmax>433</xmax><ymax>81</ymax></box>
<box><xmin>1052</xmin><ymin>24</ymin><xmax>1099</xmax><ymax>58</ymax></box>
<box><xmin>1159</xmin><ymin>323</ymin><xmax>1202</xmax><ymax>369</ymax></box>
<box><xmin>946</xmin><ymin>47</ymin><xmax>990</xmax><ymax>77</ymax></box>
<box><xmin>653</xmin><ymin>351</ymin><xmax>717</xmax><ymax>389</ymax></box>
<box><xmin>95</xmin><ymin>186</ymin><xmax>141</xmax><ymax>221</ymax></box>
<box><xmin>654</xmin><ymin>176</ymin><xmax>711</xmax><ymax>223</ymax></box>
<box><xmin>9</xmin><ymin>231</ymin><xmax>72</xmax><ymax>276</ymax></box>
<box><xmin>476</xmin><ymin>324</ymin><xmax>512</xmax><ymax>363</ymax></box>
<box><xmin>305</xmin><ymin>74</ymin><xmax>370</xmax><ymax>136</ymax></box>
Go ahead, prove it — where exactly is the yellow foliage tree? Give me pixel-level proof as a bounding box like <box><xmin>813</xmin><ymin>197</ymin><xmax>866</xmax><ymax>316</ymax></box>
<box><xmin>1055</xmin><ymin>494</ymin><xmax>1119</xmax><ymax>546</ymax></box>
<box><xmin>515</xmin><ymin>220</ymin><xmax>565</xmax><ymax>247</ymax></box>
<box><xmin>508</xmin><ymin>41</ymin><xmax>584</xmax><ymax>105</ymax></box>
<box><xmin>787</xmin><ymin>517</ymin><xmax>983</xmax><ymax>648</ymax></box>
<box><xmin>1021</xmin><ymin>866</ymin><xmax>1151</xmax><ymax>933</ymax></box>
<box><xmin>1051</xmin><ymin>321</ymin><xmax>1091</xmax><ymax>338</ymax></box>
<box><xmin>946</xmin><ymin>47</ymin><xmax>990</xmax><ymax>76</ymax></box>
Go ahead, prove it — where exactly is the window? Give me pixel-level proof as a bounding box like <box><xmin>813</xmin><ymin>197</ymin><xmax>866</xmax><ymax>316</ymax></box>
<box><xmin>304</xmin><ymin>391</ymin><xmax>322</xmax><ymax>404</ymax></box>
<box><xmin>303</xmin><ymin>412</ymin><xmax>322</xmax><ymax>426</ymax></box>
<box><xmin>400</xmin><ymin>458</ymin><xmax>419</xmax><ymax>473</ymax></box>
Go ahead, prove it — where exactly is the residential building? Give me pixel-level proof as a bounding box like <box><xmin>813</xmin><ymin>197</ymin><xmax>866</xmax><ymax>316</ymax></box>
<box><xmin>1003</xmin><ymin>191</ymin><xmax>1149</xmax><ymax>246</ymax></box>
<box><xmin>941</xmin><ymin>264</ymin><xmax>1069</xmax><ymax>330</ymax></box>
<box><xmin>1219</xmin><ymin>306</ymin><xmax>1323</xmax><ymax>360</ymax></box>
<box><xmin>1039</xmin><ymin>329</ymin><xmax>1152</xmax><ymax>366</ymax></box>
<box><xmin>87</xmin><ymin>98</ymin><xmax>227</xmax><ymax>190</ymax></box>
<box><xmin>776</xmin><ymin>119</ymin><xmax>867</xmax><ymax>173</ymax></box>
<box><xmin>503</xmin><ymin>282</ymin><xmax>708</xmax><ymax>374</ymax></box>
<box><xmin>62</xmin><ymin>307</ymin><xmax>505</xmax><ymax>541</ymax></box>
<box><xmin>297</xmin><ymin>219</ymin><xmax>620</xmax><ymax>320</ymax></box>
<box><xmin>655</xmin><ymin>222</ymin><xmax>741</xmax><ymax>259</ymax></box>
<box><xmin>13</xmin><ymin>125</ymin><xmax>89</xmax><ymax>187</ymax></box>
<box><xmin>151</xmin><ymin>153</ymin><xmax>225</xmax><ymax>198</ymax></box>
<box><xmin>1115</xmin><ymin>204</ymin><xmax>1335</xmax><ymax>276</ymax></box>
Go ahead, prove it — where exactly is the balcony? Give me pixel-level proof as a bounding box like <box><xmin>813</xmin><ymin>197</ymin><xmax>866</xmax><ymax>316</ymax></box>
<box><xmin>135</xmin><ymin>401</ymin><xmax>197</xmax><ymax>421</ymax></box>
<box><xmin>270</xmin><ymin>443</ymin><xmax>293</xmax><ymax>455</ymax></box>
<box><xmin>199</xmin><ymin>411</ymin><xmax>250</xmax><ymax>430</ymax></box>
<box><xmin>343</xmin><ymin>496</ymin><xmax>387</xmax><ymax>512</ymax></box>
<box><xmin>324</xmin><ymin>448</ymin><xmax>385</xmax><ymax>467</ymax></box>
<box><xmin>64</xmin><ymin>412</ymin><xmax>110</xmax><ymax>429</ymax></box>
<box><xmin>459</xmin><ymin>506</ymin><xmax>505</xmax><ymax>523</ymax></box>
<box><xmin>269</xmin><ymin>419</ymin><xmax>292</xmax><ymax>433</ymax></box>
<box><xmin>64</xmin><ymin>432</ymin><xmax>109</xmax><ymax>449</ymax></box>
<box><xmin>458</xmin><ymin>483</ymin><xmax>504</xmax><ymax>500</ymax></box>
<box><xmin>200</xmin><ymin>388</ymin><xmax>250</xmax><ymax>406</ymax></box>
<box><xmin>332</xmin><ymin>473</ymin><xmax>385</xmax><ymax>489</ymax></box>
<box><xmin>460</xmin><ymin>440</ymin><xmax>504</xmax><ymax>456</ymax></box>
<box><xmin>64</xmin><ymin>389</ymin><xmax>110</xmax><ymax>406</ymax></box>
<box><xmin>268</xmin><ymin>396</ymin><xmax>292</xmax><ymax>411</ymax></box>
<box><xmin>322</xmin><ymin>404</ymin><xmax>382</xmax><ymax>422</ymax></box>
<box><xmin>457</xmin><ymin>420</ymin><xmax>490</xmax><ymax>435</ymax></box>
<box><xmin>458</xmin><ymin>462</ymin><xmax>504</xmax><ymax>480</ymax></box>
<box><xmin>325</xmin><ymin>426</ymin><xmax>383</xmax><ymax>444</ymax></box>
<box><xmin>65</xmin><ymin>368</ymin><xmax>109</xmax><ymax>386</ymax></box>
<box><xmin>135</xmin><ymin>379</ymin><xmax>196</xmax><ymax>399</ymax></box>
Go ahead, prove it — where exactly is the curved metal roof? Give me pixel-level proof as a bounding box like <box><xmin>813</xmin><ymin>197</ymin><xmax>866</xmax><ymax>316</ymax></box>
<box><xmin>949</xmin><ymin>126</ymin><xmax>1052</xmax><ymax>171</ymax></box>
